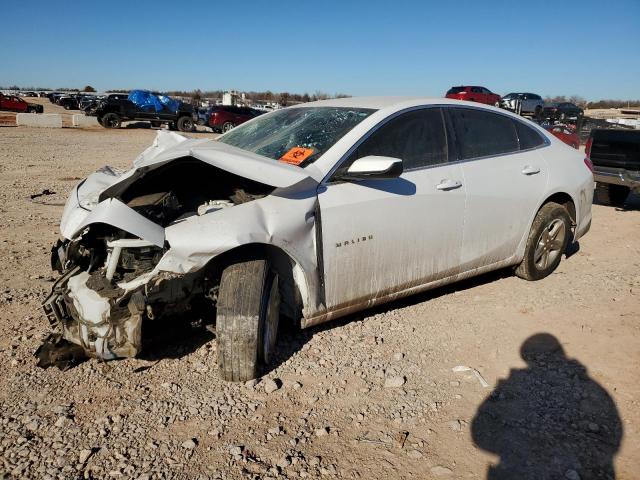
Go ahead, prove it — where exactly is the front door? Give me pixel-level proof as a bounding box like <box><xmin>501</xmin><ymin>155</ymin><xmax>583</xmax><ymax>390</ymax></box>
<box><xmin>318</xmin><ymin>107</ymin><xmax>466</xmax><ymax>312</ymax></box>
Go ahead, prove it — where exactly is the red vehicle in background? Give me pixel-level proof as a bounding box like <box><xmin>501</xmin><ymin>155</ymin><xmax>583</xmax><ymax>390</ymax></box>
<box><xmin>544</xmin><ymin>124</ymin><xmax>580</xmax><ymax>149</ymax></box>
<box><xmin>445</xmin><ymin>86</ymin><xmax>501</xmax><ymax>106</ymax></box>
<box><xmin>208</xmin><ymin>105</ymin><xmax>262</xmax><ymax>133</ymax></box>
<box><xmin>0</xmin><ymin>93</ymin><xmax>43</xmax><ymax>113</ymax></box>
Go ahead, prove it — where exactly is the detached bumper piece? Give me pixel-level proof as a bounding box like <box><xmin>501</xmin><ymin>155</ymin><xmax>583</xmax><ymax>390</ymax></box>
<box><xmin>41</xmin><ymin>268</ymin><xmax>145</xmax><ymax>365</ymax></box>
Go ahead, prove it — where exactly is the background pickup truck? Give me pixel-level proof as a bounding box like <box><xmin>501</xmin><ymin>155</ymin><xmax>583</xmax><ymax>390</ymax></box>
<box><xmin>588</xmin><ymin>129</ymin><xmax>640</xmax><ymax>206</ymax></box>
<box><xmin>91</xmin><ymin>93</ymin><xmax>196</xmax><ymax>132</ymax></box>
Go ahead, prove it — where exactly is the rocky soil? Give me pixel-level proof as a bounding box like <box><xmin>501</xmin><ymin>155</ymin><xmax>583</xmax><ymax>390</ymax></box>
<box><xmin>0</xmin><ymin>126</ymin><xmax>638</xmax><ymax>479</ymax></box>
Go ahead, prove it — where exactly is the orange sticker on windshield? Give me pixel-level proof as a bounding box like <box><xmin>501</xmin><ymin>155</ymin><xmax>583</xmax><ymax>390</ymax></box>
<box><xmin>280</xmin><ymin>147</ymin><xmax>314</xmax><ymax>165</ymax></box>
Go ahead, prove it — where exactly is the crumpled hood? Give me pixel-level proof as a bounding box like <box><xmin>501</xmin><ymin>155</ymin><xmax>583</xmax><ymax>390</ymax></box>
<box><xmin>60</xmin><ymin>130</ymin><xmax>317</xmax><ymax>242</ymax></box>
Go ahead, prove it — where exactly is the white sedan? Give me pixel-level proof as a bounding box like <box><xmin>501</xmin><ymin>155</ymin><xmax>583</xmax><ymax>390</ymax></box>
<box><xmin>42</xmin><ymin>97</ymin><xmax>594</xmax><ymax>381</ymax></box>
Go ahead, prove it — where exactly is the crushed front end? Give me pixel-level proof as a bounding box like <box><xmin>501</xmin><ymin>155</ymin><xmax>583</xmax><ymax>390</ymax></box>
<box><xmin>44</xmin><ymin>234</ymin><xmax>154</xmax><ymax>359</ymax></box>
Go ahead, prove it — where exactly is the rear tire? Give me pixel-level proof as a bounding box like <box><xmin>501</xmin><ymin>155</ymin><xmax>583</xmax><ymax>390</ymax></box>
<box><xmin>222</xmin><ymin>122</ymin><xmax>235</xmax><ymax>133</ymax></box>
<box><xmin>596</xmin><ymin>183</ymin><xmax>629</xmax><ymax>207</ymax></box>
<box><xmin>216</xmin><ymin>260</ymin><xmax>280</xmax><ymax>382</ymax></box>
<box><xmin>176</xmin><ymin>116</ymin><xmax>194</xmax><ymax>132</ymax></box>
<box><xmin>515</xmin><ymin>202</ymin><xmax>571</xmax><ymax>281</ymax></box>
<box><xmin>102</xmin><ymin>113</ymin><xmax>121</xmax><ymax>129</ymax></box>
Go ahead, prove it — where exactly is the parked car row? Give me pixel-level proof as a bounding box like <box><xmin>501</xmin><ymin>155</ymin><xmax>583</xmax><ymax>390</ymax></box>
<box><xmin>47</xmin><ymin>92</ymin><xmax>100</xmax><ymax>110</ymax></box>
<box><xmin>445</xmin><ymin>86</ymin><xmax>584</xmax><ymax>121</ymax></box>
<box><xmin>444</xmin><ymin>86</ymin><xmax>585</xmax><ymax>147</ymax></box>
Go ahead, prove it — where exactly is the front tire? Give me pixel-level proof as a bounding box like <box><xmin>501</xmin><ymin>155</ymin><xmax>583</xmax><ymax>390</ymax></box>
<box><xmin>176</xmin><ymin>116</ymin><xmax>194</xmax><ymax>132</ymax></box>
<box><xmin>515</xmin><ymin>202</ymin><xmax>571</xmax><ymax>281</ymax></box>
<box><xmin>596</xmin><ymin>183</ymin><xmax>629</xmax><ymax>207</ymax></box>
<box><xmin>216</xmin><ymin>260</ymin><xmax>280</xmax><ymax>382</ymax></box>
<box><xmin>102</xmin><ymin>113</ymin><xmax>121</xmax><ymax>129</ymax></box>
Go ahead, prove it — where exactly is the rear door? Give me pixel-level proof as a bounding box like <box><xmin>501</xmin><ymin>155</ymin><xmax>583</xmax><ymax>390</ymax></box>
<box><xmin>447</xmin><ymin>107</ymin><xmax>549</xmax><ymax>272</ymax></box>
<box><xmin>318</xmin><ymin>107</ymin><xmax>466</xmax><ymax>311</ymax></box>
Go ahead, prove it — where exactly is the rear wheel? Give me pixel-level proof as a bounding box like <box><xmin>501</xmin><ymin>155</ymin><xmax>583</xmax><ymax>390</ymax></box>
<box><xmin>222</xmin><ymin>121</ymin><xmax>235</xmax><ymax>133</ymax></box>
<box><xmin>176</xmin><ymin>116</ymin><xmax>194</xmax><ymax>132</ymax></box>
<box><xmin>595</xmin><ymin>183</ymin><xmax>629</xmax><ymax>207</ymax></box>
<box><xmin>216</xmin><ymin>260</ymin><xmax>280</xmax><ymax>382</ymax></box>
<box><xmin>102</xmin><ymin>113</ymin><xmax>121</xmax><ymax>129</ymax></box>
<box><xmin>515</xmin><ymin>202</ymin><xmax>571</xmax><ymax>281</ymax></box>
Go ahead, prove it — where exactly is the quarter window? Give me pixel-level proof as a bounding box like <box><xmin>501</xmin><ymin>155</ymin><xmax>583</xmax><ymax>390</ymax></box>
<box><xmin>514</xmin><ymin>120</ymin><xmax>546</xmax><ymax>150</ymax></box>
<box><xmin>449</xmin><ymin>108</ymin><xmax>519</xmax><ymax>159</ymax></box>
<box><xmin>345</xmin><ymin>108</ymin><xmax>448</xmax><ymax>171</ymax></box>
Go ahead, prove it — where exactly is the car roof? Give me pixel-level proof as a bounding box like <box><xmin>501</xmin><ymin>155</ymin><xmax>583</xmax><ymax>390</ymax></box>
<box><xmin>288</xmin><ymin>96</ymin><xmax>495</xmax><ymax>110</ymax></box>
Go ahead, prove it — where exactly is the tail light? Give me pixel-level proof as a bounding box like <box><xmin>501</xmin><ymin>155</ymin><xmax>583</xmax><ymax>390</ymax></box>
<box><xmin>584</xmin><ymin>157</ymin><xmax>594</xmax><ymax>173</ymax></box>
<box><xmin>585</xmin><ymin>137</ymin><xmax>592</xmax><ymax>159</ymax></box>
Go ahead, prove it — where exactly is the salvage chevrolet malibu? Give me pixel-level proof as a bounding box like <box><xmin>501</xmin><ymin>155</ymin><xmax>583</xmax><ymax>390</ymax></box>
<box><xmin>42</xmin><ymin>97</ymin><xmax>594</xmax><ymax>381</ymax></box>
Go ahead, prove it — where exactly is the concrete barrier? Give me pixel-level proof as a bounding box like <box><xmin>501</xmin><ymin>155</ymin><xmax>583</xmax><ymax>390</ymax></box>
<box><xmin>72</xmin><ymin>115</ymin><xmax>100</xmax><ymax>128</ymax></box>
<box><xmin>16</xmin><ymin>113</ymin><xmax>63</xmax><ymax>128</ymax></box>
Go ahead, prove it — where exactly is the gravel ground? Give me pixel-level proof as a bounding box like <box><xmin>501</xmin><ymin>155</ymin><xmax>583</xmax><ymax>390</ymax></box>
<box><xmin>0</xmin><ymin>126</ymin><xmax>638</xmax><ymax>480</ymax></box>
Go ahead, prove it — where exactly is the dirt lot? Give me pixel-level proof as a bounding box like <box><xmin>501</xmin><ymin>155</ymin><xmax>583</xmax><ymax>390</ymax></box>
<box><xmin>0</xmin><ymin>126</ymin><xmax>638</xmax><ymax>480</ymax></box>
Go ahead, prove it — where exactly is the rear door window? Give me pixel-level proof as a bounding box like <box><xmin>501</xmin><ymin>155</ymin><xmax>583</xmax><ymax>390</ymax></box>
<box><xmin>449</xmin><ymin>108</ymin><xmax>519</xmax><ymax>159</ymax></box>
<box><xmin>344</xmin><ymin>108</ymin><xmax>448</xmax><ymax>171</ymax></box>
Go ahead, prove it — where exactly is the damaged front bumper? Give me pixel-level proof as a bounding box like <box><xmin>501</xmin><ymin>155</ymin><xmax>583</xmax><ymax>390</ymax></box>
<box><xmin>42</xmin><ymin>233</ymin><xmax>203</xmax><ymax>364</ymax></box>
<box><xmin>43</xmin><ymin>266</ymin><xmax>144</xmax><ymax>360</ymax></box>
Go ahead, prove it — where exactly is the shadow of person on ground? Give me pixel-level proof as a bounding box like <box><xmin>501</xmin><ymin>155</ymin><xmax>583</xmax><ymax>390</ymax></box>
<box><xmin>471</xmin><ymin>333</ymin><xmax>622</xmax><ymax>480</ymax></box>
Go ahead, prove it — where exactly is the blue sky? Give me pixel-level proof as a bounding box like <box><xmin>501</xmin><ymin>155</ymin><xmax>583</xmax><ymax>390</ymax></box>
<box><xmin>2</xmin><ymin>0</ymin><xmax>638</xmax><ymax>100</ymax></box>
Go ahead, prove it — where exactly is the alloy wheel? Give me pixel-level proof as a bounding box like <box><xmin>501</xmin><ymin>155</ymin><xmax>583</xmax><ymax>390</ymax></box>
<box><xmin>534</xmin><ymin>219</ymin><xmax>566</xmax><ymax>270</ymax></box>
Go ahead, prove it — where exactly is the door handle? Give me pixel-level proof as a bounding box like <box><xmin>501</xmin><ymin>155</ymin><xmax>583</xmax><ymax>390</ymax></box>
<box><xmin>522</xmin><ymin>165</ymin><xmax>541</xmax><ymax>175</ymax></box>
<box><xmin>436</xmin><ymin>179</ymin><xmax>463</xmax><ymax>191</ymax></box>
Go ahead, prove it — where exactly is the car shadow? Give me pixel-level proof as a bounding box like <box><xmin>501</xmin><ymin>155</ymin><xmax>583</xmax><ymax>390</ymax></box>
<box><xmin>593</xmin><ymin>190</ymin><xmax>640</xmax><ymax>211</ymax></box>
<box><xmin>267</xmin><ymin>266</ymin><xmax>515</xmax><ymax>376</ymax></box>
<box><xmin>471</xmin><ymin>333</ymin><xmax>622</xmax><ymax>479</ymax></box>
<box><xmin>138</xmin><ymin>315</ymin><xmax>214</xmax><ymax>362</ymax></box>
<box><xmin>130</xmin><ymin>243</ymin><xmax>586</xmax><ymax>380</ymax></box>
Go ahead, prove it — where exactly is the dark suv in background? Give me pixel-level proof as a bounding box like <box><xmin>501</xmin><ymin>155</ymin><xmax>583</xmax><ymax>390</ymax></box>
<box><xmin>542</xmin><ymin>102</ymin><xmax>584</xmax><ymax>121</ymax></box>
<box><xmin>208</xmin><ymin>105</ymin><xmax>262</xmax><ymax>133</ymax></box>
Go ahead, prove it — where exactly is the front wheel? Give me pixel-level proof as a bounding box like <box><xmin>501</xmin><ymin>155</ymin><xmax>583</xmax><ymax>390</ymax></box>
<box><xmin>176</xmin><ymin>116</ymin><xmax>194</xmax><ymax>132</ymax></box>
<box><xmin>216</xmin><ymin>260</ymin><xmax>280</xmax><ymax>382</ymax></box>
<box><xmin>102</xmin><ymin>112</ymin><xmax>121</xmax><ymax>129</ymax></box>
<box><xmin>515</xmin><ymin>202</ymin><xmax>571</xmax><ymax>281</ymax></box>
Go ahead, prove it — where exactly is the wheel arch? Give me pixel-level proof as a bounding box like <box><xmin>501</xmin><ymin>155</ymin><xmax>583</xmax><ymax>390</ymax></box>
<box><xmin>541</xmin><ymin>191</ymin><xmax>576</xmax><ymax>225</ymax></box>
<box><xmin>203</xmin><ymin>242</ymin><xmax>309</xmax><ymax>324</ymax></box>
<box><xmin>515</xmin><ymin>191</ymin><xmax>578</xmax><ymax>262</ymax></box>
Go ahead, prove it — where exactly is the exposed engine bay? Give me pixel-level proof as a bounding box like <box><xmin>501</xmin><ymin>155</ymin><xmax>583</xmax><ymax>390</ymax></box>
<box><xmin>40</xmin><ymin>158</ymin><xmax>274</xmax><ymax>367</ymax></box>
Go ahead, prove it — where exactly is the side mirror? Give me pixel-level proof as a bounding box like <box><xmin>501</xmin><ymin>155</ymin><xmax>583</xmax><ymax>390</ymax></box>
<box><xmin>338</xmin><ymin>155</ymin><xmax>403</xmax><ymax>181</ymax></box>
